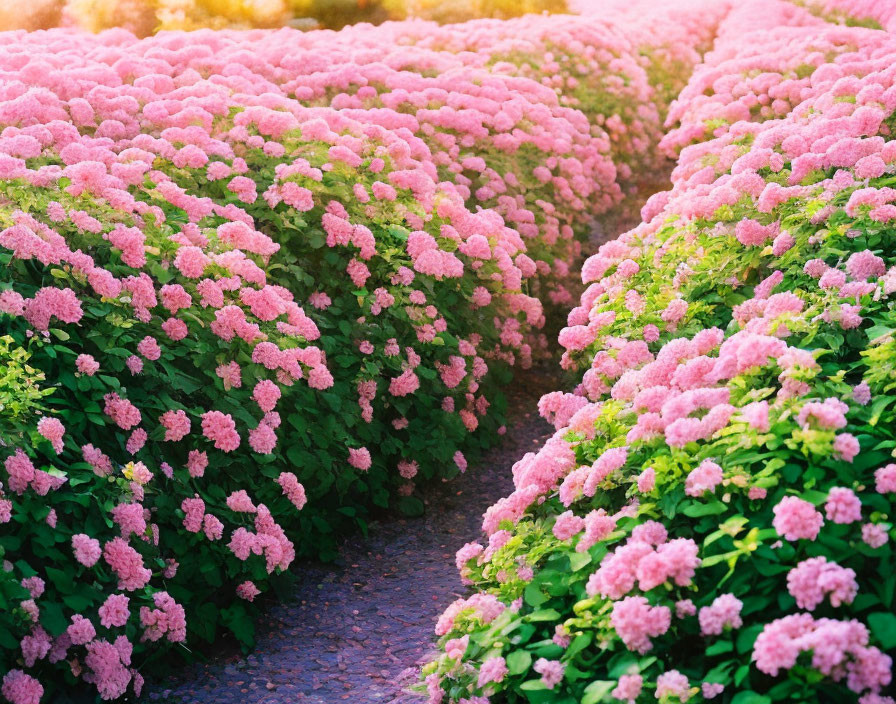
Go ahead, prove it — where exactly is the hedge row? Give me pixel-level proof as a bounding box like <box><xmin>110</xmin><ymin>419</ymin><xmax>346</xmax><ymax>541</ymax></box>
<box><xmin>0</xmin><ymin>5</ymin><xmax>719</xmax><ymax>702</ymax></box>
<box><xmin>423</xmin><ymin>1</ymin><xmax>896</xmax><ymax>702</ymax></box>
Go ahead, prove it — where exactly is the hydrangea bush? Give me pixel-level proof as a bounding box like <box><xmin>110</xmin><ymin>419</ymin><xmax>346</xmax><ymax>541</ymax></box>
<box><xmin>423</xmin><ymin>1</ymin><xmax>896</xmax><ymax>702</ymax></box>
<box><xmin>0</xmin><ymin>6</ymin><xmax>709</xmax><ymax>701</ymax></box>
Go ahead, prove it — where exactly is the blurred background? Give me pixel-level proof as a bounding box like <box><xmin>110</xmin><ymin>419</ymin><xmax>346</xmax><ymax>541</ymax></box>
<box><xmin>0</xmin><ymin>0</ymin><xmax>569</xmax><ymax>34</ymax></box>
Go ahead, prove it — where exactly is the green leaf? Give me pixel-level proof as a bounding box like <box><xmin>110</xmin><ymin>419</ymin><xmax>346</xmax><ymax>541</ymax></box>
<box><xmin>581</xmin><ymin>680</ymin><xmax>615</xmax><ymax>704</ymax></box>
<box><xmin>397</xmin><ymin>496</ymin><xmax>424</xmax><ymax>516</ymax></box>
<box><xmin>40</xmin><ymin>601</ymin><xmax>68</xmax><ymax>637</ymax></box>
<box><xmin>506</xmin><ymin>650</ymin><xmax>532</xmax><ymax>675</ymax></box>
<box><xmin>524</xmin><ymin>582</ymin><xmax>548</xmax><ymax>607</ymax></box>
<box><xmin>221</xmin><ymin>602</ymin><xmax>255</xmax><ymax>647</ymax></box>
<box><xmin>569</xmin><ymin>551</ymin><xmax>591</xmax><ymax>571</ymax></box>
<box><xmin>705</xmin><ymin>639</ymin><xmax>733</xmax><ymax>656</ymax></box>
<box><xmin>730</xmin><ymin>692</ymin><xmax>771</xmax><ymax>704</ymax></box>
<box><xmin>681</xmin><ymin>499</ymin><xmax>727</xmax><ymax>517</ymax></box>
<box><xmin>527</xmin><ymin>608</ymin><xmax>560</xmax><ymax>622</ymax></box>
<box><xmin>868</xmin><ymin>612</ymin><xmax>896</xmax><ymax>649</ymax></box>
<box><xmin>736</xmin><ymin>624</ymin><xmax>764</xmax><ymax>654</ymax></box>
<box><xmin>565</xmin><ymin>632</ymin><xmax>593</xmax><ymax>659</ymax></box>
<box><xmin>62</xmin><ymin>594</ymin><xmax>93</xmax><ymax>611</ymax></box>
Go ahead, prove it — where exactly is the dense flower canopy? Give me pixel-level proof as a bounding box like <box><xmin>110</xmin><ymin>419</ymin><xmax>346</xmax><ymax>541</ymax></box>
<box><xmin>2</xmin><ymin>0</ymin><xmax>896</xmax><ymax>701</ymax></box>
<box><xmin>424</xmin><ymin>1</ymin><xmax>896</xmax><ymax>703</ymax></box>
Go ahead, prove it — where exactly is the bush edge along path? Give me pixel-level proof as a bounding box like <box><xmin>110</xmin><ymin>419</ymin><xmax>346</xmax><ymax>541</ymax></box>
<box><xmin>3</xmin><ymin>0</ymin><xmax>896</xmax><ymax>702</ymax></box>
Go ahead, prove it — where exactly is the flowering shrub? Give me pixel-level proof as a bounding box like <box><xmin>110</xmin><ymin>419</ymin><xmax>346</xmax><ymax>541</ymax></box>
<box><xmin>424</xmin><ymin>1</ymin><xmax>896</xmax><ymax>702</ymax></box>
<box><xmin>0</xmin><ymin>3</ymin><xmax>712</xmax><ymax>699</ymax></box>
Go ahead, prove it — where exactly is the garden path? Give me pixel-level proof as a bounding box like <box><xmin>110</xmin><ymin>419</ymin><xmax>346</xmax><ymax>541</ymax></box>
<box><xmin>145</xmin><ymin>368</ymin><xmax>559</xmax><ymax>704</ymax></box>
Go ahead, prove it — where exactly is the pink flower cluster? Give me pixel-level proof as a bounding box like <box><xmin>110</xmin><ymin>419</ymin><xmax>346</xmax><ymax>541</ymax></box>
<box><xmin>428</xmin><ymin>1</ymin><xmax>896</xmax><ymax>701</ymax></box>
<box><xmin>754</xmin><ymin>614</ymin><xmax>891</xmax><ymax>693</ymax></box>
<box><xmin>586</xmin><ymin>527</ymin><xmax>700</xmax><ymax>600</ymax></box>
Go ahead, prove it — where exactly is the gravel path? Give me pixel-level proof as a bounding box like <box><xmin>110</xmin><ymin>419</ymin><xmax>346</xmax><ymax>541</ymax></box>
<box><xmin>145</xmin><ymin>367</ymin><xmax>559</xmax><ymax>704</ymax></box>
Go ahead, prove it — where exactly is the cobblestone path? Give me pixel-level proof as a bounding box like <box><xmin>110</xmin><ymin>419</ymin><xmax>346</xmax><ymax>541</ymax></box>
<box><xmin>145</xmin><ymin>368</ymin><xmax>558</xmax><ymax>704</ymax></box>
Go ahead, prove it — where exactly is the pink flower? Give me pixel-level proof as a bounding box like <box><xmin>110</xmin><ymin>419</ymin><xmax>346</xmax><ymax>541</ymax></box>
<box><xmin>348</xmin><ymin>447</ymin><xmax>372</xmax><ymax>471</ymax></box>
<box><xmin>862</xmin><ymin>523</ymin><xmax>889</xmax><ymax>548</ymax></box>
<box><xmin>553</xmin><ymin>511</ymin><xmax>585</xmax><ymax>541</ymax></box>
<box><xmin>160</xmin><ymin>410</ymin><xmax>190</xmax><ymax>442</ymax></box>
<box><xmin>140</xmin><ymin>591</ymin><xmax>186</xmax><ymax>643</ymax></box>
<box><xmin>24</xmin><ymin>286</ymin><xmax>83</xmax><ymax>331</ymax></box>
<box><xmin>236</xmin><ymin>581</ymin><xmax>261</xmax><ymax>601</ymax></box>
<box><xmin>20</xmin><ymin>627</ymin><xmax>51</xmax><ymax>667</ymax></box>
<box><xmin>846</xmin><ymin>250</ymin><xmax>885</xmax><ymax>280</ymax></box>
<box><xmin>309</xmin><ymin>292</ymin><xmax>331</xmax><ymax>310</ymax></box>
<box><xmin>76</xmin><ymin>354</ymin><xmax>100</xmax><ymax>375</ymax></box>
<box><xmin>754</xmin><ymin>613</ymin><xmax>890</xmax><ymax>690</ymax></box>
<box><xmin>5</xmin><ymin>450</ymin><xmax>36</xmax><ymax>494</ymax></box>
<box><xmin>610</xmin><ymin>596</ymin><xmax>671</xmax><ymax>653</ymax></box>
<box><xmin>477</xmin><ymin>656</ymin><xmax>508</xmax><ymax>687</ymax></box>
<box><xmin>445</xmin><ymin>635</ymin><xmax>469</xmax><ymax>660</ymax></box>
<box><xmin>126</xmin><ymin>428</ymin><xmax>147</xmax><ymax>455</ymax></box>
<box><xmin>533</xmin><ymin>658</ymin><xmax>564</xmax><ymax>689</ymax></box>
<box><xmin>735</xmin><ymin>218</ymin><xmax>776</xmax><ymax>247</ymax></box>
<box><xmin>875</xmin><ymin>464</ymin><xmax>896</xmax><ymax>493</ymax></box>
<box><xmin>398</xmin><ymin>460</ymin><xmax>419</xmax><ymax>479</ymax></box>
<box><xmin>200</xmin><ymin>411</ymin><xmax>240</xmax><ymax>452</ymax></box>
<box><xmin>389</xmin><ymin>369</ymin><xmax>420</xmax><ymax>397</ymax></box>
<box><xmin>187</xmin><ymin>449</ymin><xmax>208</xmax><ymax>477</ymax></box>
<box><xmin>611</xmin><ymin>674</ymin><xmax>642</xmax><ymax>703</ymax></box>
<box><xmin>216</xmin><ymin>361</ymin><xmax>242</xmax><ymax>390</ymax></box>
<box><xmin>833</xmin><ymin>433</ymin><xmax>859</xmax><ymax>462</ymax></box>
<box><xmin>787</xmin><ymin>557</ymin><xmax>857</xmax><ymax>610</ymax></box>
<box><xmin>83</xmin><ymin>639</ymin><xmax>132</xmax><ymax>699</ymax></box>
<box><xmin>2</xmin><ymin>670</ymin><xmax>43</xmax><ymax>704</ymax></box>
<box><xmin>685</xmin><ymin>459</ymin><xmax>722</xmax><ymax>497</ymax></box>
<box><xmin>249</xmin><ymin>423</ymin><xmax>278</xmax><ymax>454</ymax></box>
<box><xmin>103</xmin><ymin>537</ymin><xmax>151</xmax><ymax>591</ymax></box>
<box><xmin>227</xmin><ymin>490</ymin><xmax>256</xmax><ymax>513</ymax></box>
<box><xmin>637</xmin><ymin>467</ymin><xmax>656</xmax><ymax>493</ymax></box>
<box><xmin>160</xmin><ymin>284</ymin><xmax>192</xmax><ymax>314</ymax></box>
<box><xmin>162</xmin><ymin>318</ymin><xmax>188</xmax><ymax>340</ymax></box>
<box><xmin>103</xmin><ymin>393</ymin><xmax>141</xmax><ymax>430</ymax></box>
<box><xmin>21</xmin><ymin>577</ymin><xmax>44</xmax><ymax>598</ymax></box>
<box><xmin>98</xmin><ymin>594</ymin><xmax>130</xmax><ymax>628</ymax></box>
<box><xmin>773</xmin><ymin>496</ymin><xmax>824</xmax><ymax>541</ymax></box>
<box><xmin>825</xmin><ymin>487</ymin><xmax>862</xmax><ymax>524</ymax></box>
<box><xmin>702</xmin><ymin>683</ymin><xmax>724</xmax><ymax>699</ymax></box>
<box><xmin>203</xmin><ymin>514</ymin><xmax>224</xmax><ymax>540</ymax></box>
<box><xmin>82</xmin><ymin>444</ymin><xmax>112</xmax><ymax>476</ymax></box>
<box><xmin>552</xmin><ymin>625</ymin><xmax>571</xmax><ymax>648</ymax></box>
<box><xmin>698</xmin><ymin>593</ymin><xmax>743</xmax><ymax>636</ymax></box>
<box><xmin>137</xmin><ymin>336</ymin><xmax>161</xmax><ymax>361</ymax></box>
<box><xmin>853</xmin><ymin>382</ymin><xmax>872</xmax><ymax>406</ymax></box>
<box><xmin>37</xmin><ymin>417</ymin><xmax>65</xmax><ymax>453</ymax></box>
<box><xmin>252</xmin><ymin>380</ymin><xmax>281</xmax><ymax>413</ymax></box>
<box><xmin>676</xmin><ymin>599</ymin><xmax>696</xmax><ymax>618</ymax></box>
<box><xmin>111</xmin><ymin>502</ymin><xmax>147</xmax><ymax>537</ymax></box>
<box><xmin>277</xmin><ymin>472</ymin><xmax>307</xmax><ymax>510</ymax></box>
<box><xmin>67</xmin><ymin>614</ymin><xmax>97</xmax><ymax>645</ymax></box>
<box><xmin>655</xmin><ymin>670</ymin><xmax>690</xmax><ymax>701</ymax></box>
<box><xmin>72</xmin><ymin>534</ymin><xmax>101</xmax><ymax>567</ymax></box>
<box><xmin>346</xmin><ymin>259</ymin><xmax>370</xmax><ymax>288</ymax></box>
<box><xmin>797</xmin><ymin>398</ymin><xmax>847</xmax><ymax>430</ymax></box>
<box><xmin>174</xmin><ymin>246</ymin><xmax>210</xmax><ymax>278</ymax></box>
<box><xmin>661</xmin><ymin>298</ymin><xmax>687</xmax><ymax>324</ymax></box>
<box><xmin>181</xmin><ymin>496</ymin><xmax>205</xmax><ymax>533</ymax></box>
